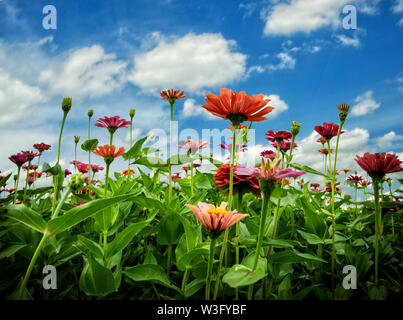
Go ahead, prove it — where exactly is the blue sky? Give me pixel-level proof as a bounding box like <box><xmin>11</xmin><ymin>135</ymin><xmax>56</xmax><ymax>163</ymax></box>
<box><xmin>0</xmin><ymin>0</ymin><xmax>402</xmax><ymax>187</ymax></box>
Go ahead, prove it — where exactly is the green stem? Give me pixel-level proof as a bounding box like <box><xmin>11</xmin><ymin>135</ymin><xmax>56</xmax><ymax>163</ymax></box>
<box><xmin>329</xmin><ymin>122</ymin><xmax>343</xmax><ymax>296</ymax></box>
<box><xmin>57</xmin><ymin>113</ymin><xmax>67</xmax><ymax>164</ymax></box>
<box><xmin>181</xmin><ymin>267</ymin><xmax>190</xmax><ymax>293</ymax></box>
<box><xmin>206</xmin><ymin>237</ymin><xmax>217</xmax><ymax>300</ymax></box>
<box><xmin>168</xmin><ymin>103</ymin><xmax>174</xmax><ymax>202</ymax></box>
<box><xmin>213</xmin><ymin>126</ymin><xmax>238</xmax><ymax>300</ymax></box>
<box><xmin>167</xmin><ymin>243</ymin><xmax>173</xmax><ymax>277</ymax></box>
<box><xmin>23</xmin><ymin>161</ymin><xmax>31</xmax><ymax>203</ymax></box>
<box><xmin>235</xmin><ymin>192</ymin><xmax>243</xmax><ymax>300</ymax></box>
<box><xmin>13</xmin><ymin>166</ymin><xmax>21</xmax><ymax>204</ymax></box>
<box><xmin>247</xmin><ymin>191</ymin><xmax>271</xmax><ymax>300</ymax></box>
<box><xmin>104</xmin><ymin>163</ymin><xmax>110</xmax><ymax>198</ymax></box>
<box><xmin>373</xmin><ymin>179</ymin><xmax>381</xmax><ymax>288</ymax></box>
<box><xmin>88</xmin><ymin>117</ymin><xmax>92</xmax><ymax>187</ymax></box>
<box><xmin>190</xmin><ymin>160</ymin><xmax>194</xmax><ymax>196</ymax></box>
<box><xmin>355</xmin><ymin>185</ymin><xmax>358</xmax><ymax>217</ymax></box>
<box><xmin>128</xmin><ymin>119</ymin><xmax>133</xmax><ymax>179</ymax></box>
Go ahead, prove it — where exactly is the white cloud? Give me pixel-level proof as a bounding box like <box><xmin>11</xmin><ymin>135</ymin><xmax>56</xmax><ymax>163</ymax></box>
<box><xmin>398</xmin><ymin>17</ymin><xmax>403</xmax><ymax>27</ymax></box>
<box><xmin>239</xmin><ymin>2</ymin><xmax>258</xmax><ymax>19</ymax></box>
<box><xmin>375</xmin><ymin>131</ymin><xmax>403</xmax><ymax>148</ymax></box>
<box><xmin>262</xmin><ymin>0</ymin><xmax>379</xmax><ymax>36</ymax></box>
<box><xmin>335</xmin><ymin>34</ymin><xmax>360</xmax><ymax>48</ymax></box>
<box><xmin>392</xmin><ymin>0</ymin><xmax>403</xmax><ymax>13</ymax></box>
<box><xmin>39</xmin><ymin>45</ymin><xmax>127</xmax><ymax>98</ymax></box>
<box><xmin>0</xmin><ymin>69</ymin><xmax>45</xmax><ymax>125</ymax></box>
<box><xmin>182</xmin><ymin>98</ymin><xmax>217</xmax><ymax>120</ymax></box>
<box><xmin>264</xmin><ymin>94</ymin><xmax>288</xmax><ymax>119</ymax></box>
<box><xmin>128</xmin><ymin>33</ymin><xmax>247</xmax><ymax>93</ymax></box>
<box><xmin>268</xmin><ymin>52</ymin><xmax>296</xmax><ymax>70</ymax></box>
<box><xmin>350</xmin><ymin>90</ymin><xmax>381</xmax><ymax>117</ymax></box>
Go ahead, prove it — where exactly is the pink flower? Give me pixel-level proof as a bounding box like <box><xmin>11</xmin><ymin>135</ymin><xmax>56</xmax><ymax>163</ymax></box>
<box><xmin>260</xmin><ymin>150</ymin><xmax>276</xmax><ymax>159</ymax></box>
<box><xmin>76</xmin><ymin>162</ymin><xmax>89</xmax><ymax>174</ymax></box>
<box><xmin>178</xmin><ymin>139</ymin><xmax>211</xmax><ymax>154</ymax></box>
<box><xmin>73</xmin><ymin>202</ymin><xmax>86</xmax><ymax>206</ymax></box>
<box><xmin>186</xmin><ymin>202</ymin><xmax>249</xmax><ymax>235</ymax></box>
<box><xmin>235</xmin><ymin>158</ymin><xmax>305</xmax><ymax>181</ymax></box>
<box><xmin>95</xmin><ymin>116</ymin><xmax>131</xmax><ymax>134</ymax></box>
<box><xmin>65</xmin><ymin>169</ymin><xmax>72</xmax><ymax>177</ymax></box>
<box><xmin>91</xmin><ymin>164</ymin><xmax>104</xmax><ymax>173</ymax></box>
<box><xmin>272</xmin><ymin>141</ymin><xmax>297</xmax><ymax>152</ymax></box>
<box><xmin>172</xmin><ymin>173</ymin><xmax>181</xmax><ymax>180</ymax></box>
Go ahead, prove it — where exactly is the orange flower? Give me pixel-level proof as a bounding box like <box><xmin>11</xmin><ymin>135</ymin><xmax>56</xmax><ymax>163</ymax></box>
<box><xmin>92</xmin><ymin>145</ymin><xmax>125</xmax><ymax>164</ymax></box>
<box><xmin>160</xmin><ymin>89</ymin><xmax>185</xmax><ymax>104</ymax></box>
<box><xmin>122</xmin><ymin>169</ymin><xmax>135</xmax><ymax>176</ymax></box>
<box><xmin>318</xmin><ymin>148</ymin><xmax>333</xmax><ymax>155</ymax></box>
<box><xmin>202</xmin><ymin>88</ymin><xmax>273</xmax><ymax>125</ymax></box>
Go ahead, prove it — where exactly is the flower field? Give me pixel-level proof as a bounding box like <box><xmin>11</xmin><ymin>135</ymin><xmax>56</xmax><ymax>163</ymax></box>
<box><xmin>0</xmin><ymin>89</ymin><xmax>402</xmax><ymax>301</ymax></box>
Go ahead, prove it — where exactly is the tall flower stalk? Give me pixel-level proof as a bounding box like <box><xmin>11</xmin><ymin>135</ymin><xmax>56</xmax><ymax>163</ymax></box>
<box><xmin>87</xmin><ymin>109</ymin><xmax>93</xmax><ymax>186</ymax></box>
<box><xmin>9</xmin><ymin>153</ymin><xmax>28</xmax><ymax>204</ymax></box>
<box><xmin>161</xmin><ymin>89</ymin><xmax>185</xmax><ymax>202</ymax></box>
<box><xmin>128</xmin><ymin>108</ymin><xmax>136</xmax><ymax>179</ymax></box>
<box><xmin>355</xmin><ymin>152</ymin><xmax>403</xmax><ymax>288</ymax></box>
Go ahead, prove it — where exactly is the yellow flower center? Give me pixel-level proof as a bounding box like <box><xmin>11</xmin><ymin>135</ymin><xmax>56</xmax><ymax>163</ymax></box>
<box><xmin>207</xmin><ymin>208</ymin><xmax>227</xmax><ymax>216</ymax></box>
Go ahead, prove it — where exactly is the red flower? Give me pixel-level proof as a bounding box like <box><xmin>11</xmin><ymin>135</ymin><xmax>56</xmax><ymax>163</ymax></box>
<box><xmin>65</xmin><ymin>169</ymin><xmax>72</xmax><ymax>177</ymax></box>
<box><xmin>265</xmin><ymin>130</ymin><xmax>292</xmax><ymax>143</ymax></box>
<box><xmin>95</xmin><ymin>116</ymin><xmax>131</xmax><ymax>133</ymax></box>
<box><xmin>122</xmin><ymin>169</ymin><xmax>135</xmax><ymax>176</ymax></box>
<box><xmin>91</xmin><ymin>164</ymin><xmax>104</xmax><ymax>173</ymax></box>
<box><xmin>310</xmin><ymin>183</ymin><xmax>320</xmax><ymax>189</ymax></box>
<box><xmin>342</xmin><ymin>168</ymin><xmax>350</xmax><ymax>173</ymax></box>
<box><xmin>160</xmin><ymin>89</ymin><xmax>186</xmax><ymax>103</ymax></box>
<box><xmin>317</xmin><ymin>137</ymin><xmax>327</xmax><ymax>145</ymax></box>
<box><xmin>214</xmin><ymin>163</ymin><xmax>260</xmax><ymax>197</ymax></box>
<box><xmin>9</xmin><ymin>153</ymin><xmax>28</xmax><ymax>167</ymax></box>
<box><xmin>347</xmin><ymin>175</ymin><xmax>363</xmax><ymax>185</ymax></box>
<box><xmin>318</xmin><ymin>148</ymin><xmax>333</xmax><ymax>155</ymax></box>
<box><xmin>73</xmin><ymin>202</ymin><xmax>86</xmax><ymax>206</ymax></box>
<box><xmin>355</xmin><ymin>152</ymin><xmax>403</xmax><ymax>179</ymax></box>
<box><xmin>76</xmin><ymin>162</ymin><xmax>89</xmax><ymax>174</ymax></box>
<box><xmin>21</xmin><ymin>151</ymin><xmax>39</xmax><ymax>161</ymax></box>
<box><xmin>202</xmin><ymin>88</ymin><xmax>273</xmax><ymax>124</ymax></box>
<box><xmin>272</xmin><ymin>141</ymin><xmax>297</xmax><ymax>152</ymax></box>
<box><xmin>172</xmin><ymin>173</ymin><xmax>181</xmax><ymax>180</ymax></box>
<box><xmin>314</xmin><ymin>123</ymin><xmax>344</xmax><ymax>141</ymax></box>
<box><xmin>33</xmin><ymin>143</ymin><xmax>51</xmax><ymax>153</ymax></box>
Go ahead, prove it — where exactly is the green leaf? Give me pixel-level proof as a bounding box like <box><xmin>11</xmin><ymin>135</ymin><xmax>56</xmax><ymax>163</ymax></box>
<box><xmin>176</xmin><ymin>248</ymin><xmax>209</xmax><ymax>271</ymax></box>
<box><xmin>184</xmin><ymin>278</ymin><xmax>205</xmax><ymax>298</ymax></box>
<box><xmin>42</xmin><ymin>162</ymin><xmax>62</xmax><ymax>176</ymax></box>
<box><xmin>76</xmin><ymin>235</ymin><xmax>104</xmax><ymax>260</ymax></box>
<box><xmin>178</xmin><ymin>215</ymin><xmax>199</xmax><ymax>252</ymax></box>
<box><xmin>290</xmin><ymin>163</ymin><xmax>331</xmax><ymax>179</ymax></box>
<box><xmin>4</xmin><ymin>205</ymin><xmax>47</xmax><ymax>233</ymax></box>
<box><xmin>222</xmin><ymin>264</ymin><xmax>267</xmax><ymax>288</ymax></box>
<box><xmin>104</xmin><ymin>214</ymin><xmax>155</xmax><ymax>259</ymax></box>
<box><xmin>80</xmin><ymin>139</ymin><xmax>99</xmax><ymax>152</ymax></box>
<box><xmin>298</xmin><ymin>196</ymin><xmax>327</xmax><ymax>238</ymax></box>
<box><xmin>0</xmin><ymin>244</ymin><xmax>27</xmax><ymax>260</ymax></box>
<box><xmin>123</xmin><ymin>264</ymin><xmax>181</xmax><ymax>293</ymax></box>
<box><xmin>268</xmin><ymin>250</ymin><xmax>327</xmax><ymax>264</ymax></box>
<box><xmin>95</xmin><ymin>205</ymin><xmax>119</xmax><ymax>233</ymax></box>
<box><xmin>122</xmin><ymin>136</ymin><xmax>148</xmax><ymax>160</ymax></box>
<box><xmin>47</xmin><ymin>192</ymin><xmax>139</xmax><ymax>235</ymax></box>
<box><xmin>278</xmin><ymin>274</ymin><xmax>293</xmax><ymax>299</ymax></box>
<box><xmin>133</xmin><ymin>156</ymin><xmax>167</xmax><ymax>169</ymax></box>
<box><xmin>167</xmin><ymin>154</ymin><xmax>196</xmax><ymax>165</ymax></box>
<box><xmin>157</xmin><ymin>213</ymin><xmax>184</xmax><ymax>245</ymax></box>
<box><xmin>79</xmin><ymin>255</ymin><xmax>116</xmax><ymax>297</ymax></box>
<box><xmin>0</xmin><ymin>173</ymin><xmax>11</xmax><ymax>188</ymax></box>
<box><xmin>142</xmin><ymin>147</ymin><xmax>159</xmax><ymax>155</ymax></box>
<box><xmin>297</xmin><ymin>230</ymin><xmax>324</xmax><ymax>245</ymax></box>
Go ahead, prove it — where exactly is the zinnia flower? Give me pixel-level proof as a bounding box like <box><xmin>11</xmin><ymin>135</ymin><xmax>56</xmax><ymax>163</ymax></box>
<box><xmin>160</xmin><ymin>89</ymin><xmax>186</xmax><ymax>104</ymax></box>
<box><xmin>359</xmin><ymin>180</ymin><xmax>372</xmax><ymax>187</ymax></box>
<box><xmin>355</xmin><ymin>152</ymin><xmax>403</xmax><ymax>179</ymax></box>
<box><xmin>317</xmin><ymin>137</ymin><xmax>327</xmax><ymax>145</ymax></box>
<box><xmin>21</xmin><ymin>151</ymin><xmax>39</xmax><ymax>161</ymax></box>
<box><xmin>178</xmin><ymin>139</ymin><xmax>211</xmax><ymax>154</ymax></box>
<box><xmin>342</xmin><ymin>168</ymin><xmax>350</xmax><ymax>174</ymax></box>
<box><xmin>318</xmin><ymin>148</ymin><xmax>333</xmax><ymax>155</ymax></box>
<box><xmin>186</xmin><ymin>202</ymin><xmax>249</xmax><ymax>236</ymax></box>
<box><xmin>347</xmin><ymin>175</ymin><xmax>363</xmax><ymax>185</ymax></box>
<box><xmin>92</xmin><ymin>145</ymin><xmax>125</xmax><ymax>164</ymax></box>
<box><xmin>227</xmin><ymin>124</ymin><xmax>248</xmax><ymax>130</ymax></box>
<box><xmin>260</xmin><ymin>150</ymin><xmax>276</xmax><ymax>159</ymax></box>
<box><xmin>272</xmin><ymin>141</ymin><xmax>297</xmax><ymax>152</ymax></box>
<box><xmin>95</xmin><ymin>116</ymin><xmax>131</xmax><ymax>134</ymax></box>
<box><xmin>76</xmin><ymin>162</ymin><xmax>89</xmax><ymax>174</ymax></box>
<box><xmin>214</xmin><ymin>163</ymin><xmax>260</xmax><ymax>197</ymax></box>
<box><xmin>65</xmin><ymin>169</ymin><xmax>72</xmax><ymax>177</ymax></box>
<box><xmin>314</xmin><ymin>122</ymin><xmax>344</xmax><ymax>141</ymax></box>
<box><xmin>91</xmin><ymin>164</ymin><xmax>104</xmax><ymax>173</ymax></box>
<box><xmin>201</xmin><ymin>88</ymin><xmax>273</xmax><ymax>125</ymax></box>
<box><xmin>122</xmin><ymin>169</ymin><xmax>135</xmax><ymax>177</ymax></box>
<box><xmin>310</xmin><ymin>183</ymin><xmax>320</xmax><ymax>189</ymax></box>
<box><xmin>33</xmin><ymin>143</ymin><xmax>51</xmax><ymax>153</ymax></box>
<box><xmin>265</xmin><ymin>130</ymin><xmax>292</xmax><ymax>143</ymax></box>
<box><xmin>9</xmin><ymin>153</ymin><xmax>28</xmax><ymax>167</ymax></box>
<box><xmin>172</xmin><ymin>173</ymin><xmax>181</xmax><ymax>180</ymax></box>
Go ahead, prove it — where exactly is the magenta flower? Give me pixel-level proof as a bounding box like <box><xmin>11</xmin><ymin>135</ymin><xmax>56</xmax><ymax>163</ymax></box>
<box><xmin>235</xmin><ymin>158</ymin><xmax>305</xmax><ymax>181</ymax></box>
<box><xmin>271</xmin><ymin>141</ymin><xmax>297</xmax><ymax>152</ymax></box>
<box><xmin>76</xmin><ymin>162</ymin><xmax>89</xmax><ymax>174</ymax></box>
<box><xmin>95</xmin><ymin>116</ymin><xmax>131</xmax><ymax>134</ymax></box>
<box><xmin>172</xmin><ymin>173</ymin><xmax>181</xmax><ymax>180</ymax></box>
<box><xmin>9</xmin><ymin>153</ymin><xmax>28</xmax><ymax>167</ymax></box>
<box><xmin>21</xmin><ymin>151</ymin><xmax>39</xmax><ymax>161</ymax></box>
<box><xmin>90</xmin><ymin>164</ymin><xmax>104</xmax><ymax>173</ymax></box>
<box><xmin>314</xmin><ymin>122</ymin><xmax>344</xmax><ymax>141</ymax></box>
<box><xmin>260</xmin><ymin>150</ymin><xmax>276</xmax><ymax>159</ymax></box>
<box><xmin>178</xmin><ymin>139</ymin><xmax>211</xmax><ymax>154</ymax></box>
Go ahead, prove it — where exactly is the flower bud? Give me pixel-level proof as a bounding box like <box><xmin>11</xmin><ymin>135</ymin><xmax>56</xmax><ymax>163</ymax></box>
<box><xmin>62</xmin><ymin>97</ymin><xmax>72</xmax><ymax>113</ymax></box>
<box><xmin>129</xmin><ymin>108</ymin><xmax>136</xmax><ymax>119</ymax></box>
<box><xmin>68</xmin><ymin>173</ymin><xmax>85</xmax><ymax>192</ymax></box>
<box><xmin>149</xmin><ymin>133</ymin><xmax>155</xmax><ymax>140</ymax></box>
<box><xmin>87</xmin><ymin>109</ymin><xmax>94</xmax><ymax>118</ymax></box>
<box><xmin>291</xmin><ymin>121</ymin><xmax>301</xmax><ymax>136</ymax></box>
<box><xmin>74</xmin><ymin>136</ymin><xmax>80</xmax><ymax>143</ymax></box>
<box><xmin>337</xmin><ymin>104</ymin><xmax>350</xmax><ymax>123</ymax></box>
